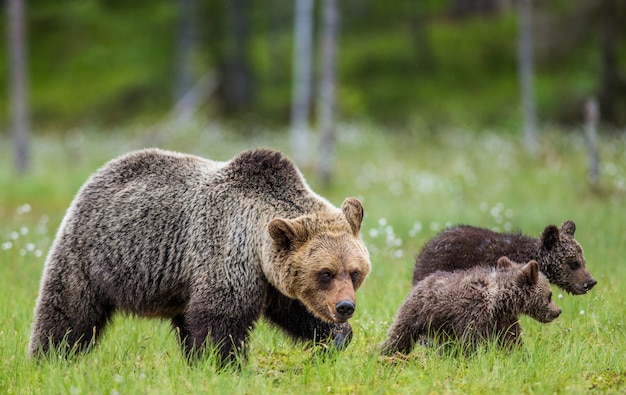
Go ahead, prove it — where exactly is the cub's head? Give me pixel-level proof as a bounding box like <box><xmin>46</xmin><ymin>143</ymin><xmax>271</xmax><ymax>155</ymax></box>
<box><xmin>501</xmin><ymin>258</ymin><xmax>562</xmax><ymax>324</ymax></box>
<box><xmin>268</xmin><ymin>198</ymin><xmax>371</xmax><ymax>323</ymax></box>
<box><xmin>539</xmin><ymin>220</ymin><xmax>597</xmax><ymax>295</ymax></box>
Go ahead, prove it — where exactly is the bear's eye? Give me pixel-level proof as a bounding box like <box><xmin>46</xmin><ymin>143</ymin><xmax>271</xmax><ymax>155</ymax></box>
<box><xmin>568</xmin><ymin>261</ymin><xmax>580</xmax><ymax>270</ymax></box>
<box><xmin>318</xmin><ymin>270</ymin><xmax>333</xmax><ymax>282</ymax></box>
<box><xmin>350</xmin><ymin>271</ymin><xmax>360</xmax><ymax>284</ymax></box>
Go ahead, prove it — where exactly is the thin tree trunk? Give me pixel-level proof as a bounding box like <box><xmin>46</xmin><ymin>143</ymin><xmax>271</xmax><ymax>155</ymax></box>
<box><xmin>290</xmin><ymin>0</ymin><xmax>314</xmax><ymax>167</ymax></box>
<box><xmin>8</xmin><ymin>0</ymin><xmax>29</xmax><ymax>174</ymax></box>
<box><xmin>318</xmin><ymin>0</ymin><xmax>338</xmax><ymax>186</ymax></box>
<box><xmin>584</xmin><ymin>97</ymin><xmax>600</xmax><ymax>188</ymax></box>
<box><xmin>517</xmin><ymin>0</ymin><xmax>538</xmax><ymax>154</ymax></box>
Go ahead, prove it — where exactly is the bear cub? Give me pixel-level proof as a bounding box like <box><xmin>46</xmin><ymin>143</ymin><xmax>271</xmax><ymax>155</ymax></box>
<box><xmin>412</xmin><ymin>221</ymin><xmax>597</xmax><ymax>295</ymax></box>
<box><xmin>29</xmin><ymin>148</ymin><xmax>371</xmax><ymax>367</ymax></box>
<box><xmin>381</xmin><ymin>257</ymin><xmax>562</xmax><ymax>355</ymax></box>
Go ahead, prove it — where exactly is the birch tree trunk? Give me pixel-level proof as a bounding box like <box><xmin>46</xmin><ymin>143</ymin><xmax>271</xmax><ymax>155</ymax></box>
<box><xmin>517</xmin><ymin>0</ymin><xmax>538</xmax><ymax>154</ymax></box>
<box><xmin>290</xmin><ymin>0</ymin><xmax>314</xmax><ymax>166</ymax></box>
<box><xmin>8</xmin><ymin>0</ymin><xmax>29</xmax><ymax>174</ymax></box>
<box><xmin>318</xmin><ymin>0</ymin><xmax>338</xmax><ymax>186</ymax></box>
<box><xmin>584</xmin><ymin>97</ymin><xmax>600</xmax><ymax>188</ymax></box>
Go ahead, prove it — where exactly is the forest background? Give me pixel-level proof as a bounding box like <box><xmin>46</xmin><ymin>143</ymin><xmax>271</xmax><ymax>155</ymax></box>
<box><xmin>1</xmin><ymin>0</ymin><xmax>625</xmax><ymax>140</ymax></box>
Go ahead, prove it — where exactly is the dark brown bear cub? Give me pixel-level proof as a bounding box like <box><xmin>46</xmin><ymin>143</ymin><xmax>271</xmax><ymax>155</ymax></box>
<box><xmin>29</xmin><ymin>148</ymin><xmax>371</xmax><ymax>367</ymax></box>
<box><xmin>412</xmin><ymin>221</ymin><xmax>596</xmax><ymax>295</ymax></box>
<box><xmin>381</xmin><ymin>257</ymin><xmax>562</xmax><ymax>355</ymax></box>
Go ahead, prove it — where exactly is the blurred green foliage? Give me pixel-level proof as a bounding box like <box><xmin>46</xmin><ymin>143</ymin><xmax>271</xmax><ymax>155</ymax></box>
<box><xmin>0</xmin><ymin>0</ymin><xmax>620</xmax><ymax>131</ymax></box>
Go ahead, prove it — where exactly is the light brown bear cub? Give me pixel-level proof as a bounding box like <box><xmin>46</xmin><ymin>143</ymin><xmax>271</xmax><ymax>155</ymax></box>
<box><xmin>381</xmin><ymin>257</ymin><xmax>562</xmax><ymax>355</ymax></box>
<box><xmin>29</xmin><ymin>148</ymin><xmax>371</xmax><ymax>366</ymax></box>
<box><xmin>412</xmin><ymin>222</ymin><xmax>597</xmax><ymax>295</ymax></box>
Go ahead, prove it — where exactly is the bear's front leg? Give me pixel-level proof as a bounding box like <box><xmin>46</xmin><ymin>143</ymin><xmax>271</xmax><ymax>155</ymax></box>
<box><xmin>380</xmin><ymin>310</ymin><xmax>425</xmax><ymax>356</ymax></box>
<box><xmin>172</xmin><ymin>290</ymin><xmax>263</xmax><ymax>368</ymax></box>
<box><xmin>263</xmin><ymin>284</ymin><xmax>353</xmax><ymax>350</ymax></box>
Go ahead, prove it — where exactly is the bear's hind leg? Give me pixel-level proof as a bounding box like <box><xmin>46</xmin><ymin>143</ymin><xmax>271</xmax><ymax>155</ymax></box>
<box><xmin>29</xmin><ymin>276</ymin><xmax>114</xmax><ymax>358</ymax></box>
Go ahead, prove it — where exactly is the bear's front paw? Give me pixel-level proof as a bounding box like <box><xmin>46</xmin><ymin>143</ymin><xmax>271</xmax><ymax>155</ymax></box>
<box><xmin>331</xmin><ymin>322</ymin><xmax>353</xmax><ymax>350</ymax></box>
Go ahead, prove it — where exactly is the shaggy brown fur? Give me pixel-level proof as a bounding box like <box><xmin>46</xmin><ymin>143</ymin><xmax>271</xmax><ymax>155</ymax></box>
<box><xmin>381</xmin><ymin>257</ymin><xmax>562</xmax><ymax>355</ymax></box>
<box><xmin>412</xmin><ymin>222</ymin><xmax>597</xmax><ymax>295</ymax></box>
<box><xmin>28</xmin><ymin>148</ymin><xmax>371</xmax><ymax>366</ymax></box>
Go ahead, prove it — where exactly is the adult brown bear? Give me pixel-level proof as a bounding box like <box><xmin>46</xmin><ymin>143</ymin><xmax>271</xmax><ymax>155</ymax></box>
<box><xmin>29</xmin><ymin>148</ymin><xmax>371</xmax><ymax>367</ymax></box>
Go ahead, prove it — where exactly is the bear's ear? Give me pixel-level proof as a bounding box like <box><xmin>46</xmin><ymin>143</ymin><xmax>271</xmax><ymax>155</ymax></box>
<box><xmin>496</xmin><ymin>256</ymin><xmax>514</xmax><ymax>270</ymax></box>
<box><xmin>560</xmin><ymin>220</ymin><xmax>576</xmax><ymax>236</ymax></box>
<box><xmin>268</xmin><ymin>218</ymin><xmax>309</xmax><ymax>249</ymax></box>
<box><xmin>342</xmin><ymin>197</ymin><xmax>364</xmax><ymax>235</ymax></box>
<box><xmin>541</xmin><ymin>224</ymin><xmax>559</xmax><ymax>250</ymax></box>
<box><xmin>520</xmin><ymin>260</ymin><xmax>539</xmax><ymax>285</ymax></box>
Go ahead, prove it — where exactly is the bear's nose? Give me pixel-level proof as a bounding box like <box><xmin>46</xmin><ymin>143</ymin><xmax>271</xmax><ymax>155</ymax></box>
<box><xmin>336</xmin><ymin>300</ymin><xmax>355</xmax><ymax>317</ymax></box>
<box><xmin>586</xmin><ymin>278</ymin><xmax>597</xmax><ymax>291</ymax></box>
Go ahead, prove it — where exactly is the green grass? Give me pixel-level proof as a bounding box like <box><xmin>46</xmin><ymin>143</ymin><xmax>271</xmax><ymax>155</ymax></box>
<box><xmin>1</xmin><ymin>123</ymin><xmax>625</xmax><ymax>394</ymax></box>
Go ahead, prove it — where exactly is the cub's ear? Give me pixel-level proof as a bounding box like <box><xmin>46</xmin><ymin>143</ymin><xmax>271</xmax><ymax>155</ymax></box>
<box><xmin>560</xmin><ymin>220</ymin><xmax>576</xmax><ymax>236</ymax></box>
<box><xmin>268</xmin><ymin>218</ymin><xmax>309</xmax><ymax>249</ymax></box>
<box><xmin>496</xmin><ymin>256</ymin><xmax>514</xmax><ymax>270</ymax></box>
<box><xmin>342</xmin><ymin>197</ymin><xmax>364</xmax><ymax>235</ymax></box>
<box><xmin>521</xmin><ymin>260</ymin><xmax>539</xmax><ymax>285</ymax></box>
<box><xmin>541</xmin><ymin>224</ymin><xmax>559</xmax><ymax>250</ymax></box>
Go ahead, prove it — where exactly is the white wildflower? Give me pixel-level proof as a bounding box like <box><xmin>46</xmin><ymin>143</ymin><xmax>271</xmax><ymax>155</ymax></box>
<box><xmin>16</xmin><ymin>204</ymin><xmax>31</xmax><ymax>215</ymax></box>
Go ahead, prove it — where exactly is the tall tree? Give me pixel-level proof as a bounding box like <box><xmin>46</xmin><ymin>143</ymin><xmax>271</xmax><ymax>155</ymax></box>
<box><xmin>290</xmin><ymin>0</ymin><xmax>314</xmax><ymax>166</ymax></box>
<box><xmin>583</xmin><ymin>97</ymin><xmax>600</xmax><ymax>188</ymax></box>
<box><xmin>8</xmin><ymin>0</ymin><xmax>30</xmax><ymax>174</ymax></box>
<box><xmin>517</xmin><ymin>0</ymin><xmax>538</xmax><ymax>154</ymax></box>
<box><xmin>317</xmin><ymin>0</ymin><xmax>338</xmax><ymax>186</ymax></box>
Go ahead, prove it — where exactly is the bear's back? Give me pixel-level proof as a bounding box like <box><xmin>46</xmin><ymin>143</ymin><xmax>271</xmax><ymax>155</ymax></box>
<box><xmin>412</xmin><ymin>225</ymin><xmax>537</xmax><ymax>285</ymax></box>
<box><xmin>89</xmin><ymin>148</ymin><xmax>223</xmax><ymax>190</ymax></box>
<box><xmin>222</xmin><ymin>148</ymin><xmax>330</xmax><ymax>215</ymax></box>
<box><xmin>416</xmin><ymin>266</ymin><xmax>500</xmax><ymax>317</ymax></box>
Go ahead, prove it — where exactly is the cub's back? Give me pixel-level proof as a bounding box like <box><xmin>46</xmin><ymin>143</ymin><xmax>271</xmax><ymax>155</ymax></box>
<box><xmin>412</xmin><ymin>225</ymin><xmax>534</xmax><ymax>285</ymax></box>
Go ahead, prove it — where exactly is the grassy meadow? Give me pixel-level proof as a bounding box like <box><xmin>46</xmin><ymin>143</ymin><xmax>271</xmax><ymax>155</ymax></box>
<box><xmin>1</xmin><ymin>123</ymin><xmax>625</xmax><ymax>394</ymax></box>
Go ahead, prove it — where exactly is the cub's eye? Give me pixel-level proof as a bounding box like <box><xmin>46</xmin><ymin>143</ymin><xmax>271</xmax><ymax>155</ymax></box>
<box><xmin>568</xmin><ymin>261</ymin><xmax>580</xmax><ymax>270</ymax></box>
<box><xmin>350</xmin><ymin>271</ymin><xmax>360</xmax><ymax>284</ymax></box>
<box><xmin>318</xmin><ymin>270</ymin><xmax>333</xmax><ymax>282</ymax></box>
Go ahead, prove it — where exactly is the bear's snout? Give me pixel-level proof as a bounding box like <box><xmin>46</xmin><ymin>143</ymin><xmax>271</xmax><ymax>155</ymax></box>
<box><xmin>335</xmin><ymin>300</ymin><xmax>355</xmax><ymax>318</ymax></box>
<box><xmin>547</xmin><ymin>302</ymin><xmax>562</xmax><ymax>322</ymax></box>
<box><xmin>585</xmin><ymin>278</ymin><xmax>598</xmax><ymax>292</ymax></box>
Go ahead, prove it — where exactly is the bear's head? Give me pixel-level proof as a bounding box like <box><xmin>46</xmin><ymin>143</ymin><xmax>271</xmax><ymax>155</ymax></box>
<box><xmin>267</xmin><ymin>198</ymin><xmax>371</xmax><ymax>323</ymax></box>
<box><xmin>497</xmin><ymin>257</ymin><xmax>562</xmax><ymax>323</ymax></box>
<box><xmin>539</xmin><ymin>220</ymin><xmax>597</xmax><ymax>295</ymax></box>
